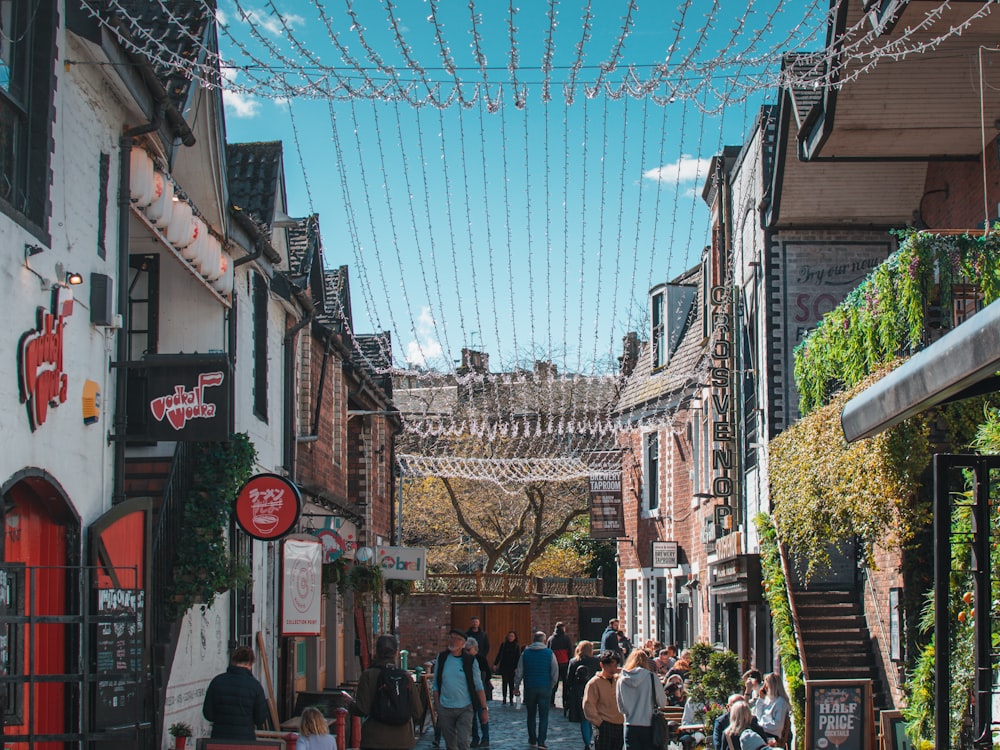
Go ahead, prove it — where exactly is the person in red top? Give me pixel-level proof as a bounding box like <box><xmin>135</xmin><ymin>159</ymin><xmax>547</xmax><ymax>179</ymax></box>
<box><xmin>546</xmin><ymin>622</ymin><xmax>572</xmax><ymax>708</ymax></box>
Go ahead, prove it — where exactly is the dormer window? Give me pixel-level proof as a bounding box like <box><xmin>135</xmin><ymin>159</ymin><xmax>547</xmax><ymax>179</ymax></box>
<box><xmin>650</xmin><ymin>283</ymin><xmax>697</xmax><ymax>369</ymax></box>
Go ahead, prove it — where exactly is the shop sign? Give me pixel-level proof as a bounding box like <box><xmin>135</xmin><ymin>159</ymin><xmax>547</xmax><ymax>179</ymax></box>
<box><xmin>311</xmin><ymin>516</ymin><xmax>358</xmax><ymax>562</ymax></box>
<box><xmin>17</xmin><ymin>288</ymin><xmax>74</xmax><ymax>431</ymax></box>
<box><xmin>589</xmin><ymin>471</ymin><xmax>625</xmax><ymax>539</ymax></box>
<box><xmin>235</xmin><ymin>474</ymin><xmax>302</xmax><ymax>541</ymax></box>
<box><xmin>376</xmin><ymin>545</ymin><xmax>427</xmax><ymax>580</ymax></box>
<box><xmin>710</xmin><ymin>285</ymin><xmax>734</xmax><ymax>499</ymax></box>
<box><xmin>282</xmin><ymin>537</ymin><xmax>322</xmax><ymax>636</ymax></box>
<box><xmin>145</xmin><ymin>354</ymin><xmax>231</xmax><ymax>441</ymax></box>
<box><xmin>715</xmin><ymin>531</ymin><xmax>742</xmax><ymax>561</ymax></box>
<box><xmin>805</xmin><ymin>680</ymin><xmax>873</xmax><ymax>750</ymax></box>
<box><xmin>651</xmin><ymin>541</ymin><xmax>678</xmax><ymax>568</ymax></box>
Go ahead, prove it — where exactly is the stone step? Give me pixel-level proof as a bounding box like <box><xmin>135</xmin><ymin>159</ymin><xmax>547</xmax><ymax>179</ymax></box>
<box><xmin>798</xmin><ymin>616</ymin><xmax>868</xmax><ymax>632</ymax></box>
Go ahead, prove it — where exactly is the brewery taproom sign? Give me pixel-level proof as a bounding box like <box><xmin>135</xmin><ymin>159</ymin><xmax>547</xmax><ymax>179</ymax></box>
<box><xmin>589</xmin><ymin>471</ymin><xmax>625</xmax><ymax>539</ymax></box>
<box><xmin>710</xmin><ymin>285</ymin><xmax>734</xmax><ymax>499</ymax></box>
<box><xmin>144</xmin><ymin>354</ymin><xmax>231</xmax><ymax>441</ymax></box>
<box><xmin>235</xmin><ymin>474</ymin><xmax>303</xmax><ymax>541</ymax></box>
<box><xmin>17</xmin><ymin>288</ymin><xmax>74</xmax><ymax>431</ymax></box>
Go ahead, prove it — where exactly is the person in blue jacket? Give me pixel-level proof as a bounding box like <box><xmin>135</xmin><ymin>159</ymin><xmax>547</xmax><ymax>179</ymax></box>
<box><xmin>514</xmin><ymin>631</ymin><xmax>559</xmax><ymax>750</ymax></box>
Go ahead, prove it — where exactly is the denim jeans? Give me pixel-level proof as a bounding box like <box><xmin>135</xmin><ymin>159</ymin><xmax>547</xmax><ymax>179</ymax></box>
<box><xmin>524</xmin><ymin>686</ymin><xmax>552</xmax><ymax>745</ymax></box>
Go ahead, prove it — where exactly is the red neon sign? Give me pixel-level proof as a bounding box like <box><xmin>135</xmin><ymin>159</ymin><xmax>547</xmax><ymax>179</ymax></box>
<box><xmin>18</xmin><ymin>289</ymin><xmax>73</xmax><ymax>430</ymax></box>
<box><xmin>149</xmin><ymin>371</ymin><xmax>224</xmax><ymax>430</ymax></box>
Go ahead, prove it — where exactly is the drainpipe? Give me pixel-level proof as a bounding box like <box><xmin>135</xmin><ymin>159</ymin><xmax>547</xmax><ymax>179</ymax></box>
<box><xmin>282</xmin><ymin>292</ymin><xmax>315</xmax><ymax>477</ymax></box>
<box><xmin>112</xmin><ymin>106</ymin><xmax>164</xmax><ymax>506</ymax></box>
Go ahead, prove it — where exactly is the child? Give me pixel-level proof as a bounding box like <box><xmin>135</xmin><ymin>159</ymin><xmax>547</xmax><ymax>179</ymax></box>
<box><xmin>296</xmin><ymin>706</ymin><xmax>337</xmax><ymax>750</ymax></box>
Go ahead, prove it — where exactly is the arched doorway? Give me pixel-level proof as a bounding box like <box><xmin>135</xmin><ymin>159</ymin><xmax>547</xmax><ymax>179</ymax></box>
<box><xmin>2</xmin><ymin>470</ymin><xmax>79</xmax><ymax>749</ymax></box>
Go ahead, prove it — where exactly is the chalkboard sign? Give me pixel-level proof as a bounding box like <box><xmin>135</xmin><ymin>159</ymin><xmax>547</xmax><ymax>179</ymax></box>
<box><xmin>0</xmin><ymin>564</ymin><xmax>24</xmax><ymax>724</ymax></box>
<box><xmin>93</xmin><ymin>587</ymin><xmax>145</xmax><ymax>729</ymax></box>
<box><xmin>805</xmin><ymin>680</ymin><xmax>873</xmax><ymax>750</ymax></box>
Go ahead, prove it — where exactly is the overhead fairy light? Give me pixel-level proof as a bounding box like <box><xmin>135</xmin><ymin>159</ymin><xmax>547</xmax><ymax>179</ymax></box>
<box><xmin>74</xmin><ymin>0</ymin><xmax>1000</xmax><ymax>486</ymax></box>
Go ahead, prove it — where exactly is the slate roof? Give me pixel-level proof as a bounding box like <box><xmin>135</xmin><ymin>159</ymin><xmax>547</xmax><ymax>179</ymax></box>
<box><xmin>615</xmin><ymin>264</ymin><xmax>708</xmax><ymax>419</ymax></box>
<box><xmin>317</xmin><ymin>266</ymin><xmax>350</xmax><ymax>333</ymax></box>
<box><xmin>226</xmin><ymin>141</ymin><xmax>283</xmax><ymax>228</ymax></box>
<box><xmin>116</xmin><ymin>0</ymin><xmax>216</xmax><ymax>115</ymax></box>
<box><xmin>783</xmin><ymin>52</ymin><xmax>827</xmax><ymax>129</ymax></box>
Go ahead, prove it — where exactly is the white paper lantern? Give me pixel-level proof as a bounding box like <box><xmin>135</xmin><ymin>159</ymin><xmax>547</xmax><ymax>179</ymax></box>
<box><xmin>144</xmin><ymin>172</ymin><xmax>174</xmax><ymax>225</ymax></box>
<box><xmin>181</xmin><ymin>217</ymin><xmax>206</xmax><ymax>262</ymax></box>
<box><xmin>166</xmin><ymin>201</ymin><xmax>194</xmax><ymax>248</ymax></box>
<box><xmin>201</xmin><ymin>235</ymin><xmax>224</xmax><ymax>281</ymax></box>
<box><xmin>212</xmin><ymin>252</ymin><xmax>234</xmax><ymax>294</ymax></box>
<box><xmin>129</xmin><ymin>148</ymin><xmax>155</xmax><ymax>206</ymax></box>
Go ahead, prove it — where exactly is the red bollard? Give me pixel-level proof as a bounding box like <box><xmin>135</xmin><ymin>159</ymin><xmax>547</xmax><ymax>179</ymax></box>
<box><xmin>332</xmin><ymin>707</ymin><xmax>348</xmax><ymax>750</ymax></box>
<box><xmin>351</xmin><ymin>713</ymin><xmax>362</xmax><ymax>748</ymax></box>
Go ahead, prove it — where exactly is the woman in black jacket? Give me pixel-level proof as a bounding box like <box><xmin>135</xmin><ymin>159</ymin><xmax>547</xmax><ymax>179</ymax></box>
<box><xmin>492</xmin><ymin>630</ymin><xmax>522</xmax><ymax>705</ymax></box>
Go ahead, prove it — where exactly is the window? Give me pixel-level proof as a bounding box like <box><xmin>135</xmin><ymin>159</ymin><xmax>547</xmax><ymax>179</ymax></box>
<box><xmin>0</xmin><ymin>0</ymin><xmax>55</xmax><ymax>232</ymax></box>
<box><xmin>651</xmin><ymin>289</ymin><xmax>665</xmax><ymax>369</ymax></box>
<box><xmin>645</xmin><ymin>432</ymin><xmax>659</xmax><ymax>512</ymax></box>
<box><xmin>252</xmin><ymin>273</ymin><xmax>269</xmax><ymax>421</ymax></box>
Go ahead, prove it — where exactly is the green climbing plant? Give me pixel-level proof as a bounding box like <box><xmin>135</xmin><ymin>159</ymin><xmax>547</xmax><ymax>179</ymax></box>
<box><xmin>168</xmin><ymin>433</ymin><xmax>257</xmax><ymax>620</ymax></box>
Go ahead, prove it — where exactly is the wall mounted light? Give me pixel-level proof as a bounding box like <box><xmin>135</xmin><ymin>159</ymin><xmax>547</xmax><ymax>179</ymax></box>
<box><xmin>23</xmin><ymin>243</ymin><xmax>50</xmax><ymax>289</ymax></box>
<box><xmin>66</xmin><ymin>271</ymin><xmax>84</xmax><ymax>286</ymax></box>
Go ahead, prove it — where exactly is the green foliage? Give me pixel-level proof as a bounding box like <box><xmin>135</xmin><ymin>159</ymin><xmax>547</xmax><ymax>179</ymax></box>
<box><xmin>169</xmin><ymin>434</ymin><xmax>257</xmax><ymax>620</ymax></box>
<box><xmin>769</xmin><ymin>369</ymin><xmax>931</xmax><ymax>580</ymax></box>
<box><xmin>384</xmin><ymin>578</ymin><xmax>414</xmax><ymax>599</ymax></box>
<box><xmin>348</xmin><ymin>563</ymin><xmax>384</xmax><ymax>595</ymax></box>
<box><xmin>168</xmin><ymin>722</ymin><xmax>193</xmax><ymax>737</ymax></box>
<box><xmin>795</xmin><ymin>229</ymin><xmax>1000</xmax><ymax>414</ymax></box>
<box><xmin>684</xmin><ymin>643</ymin><xmax>741</xmax><ymax>728</ymax></box>
<box><xmin>755</xmin><ymin>513</ymin><xmax>804</xmax><ymax>750</ymax></box>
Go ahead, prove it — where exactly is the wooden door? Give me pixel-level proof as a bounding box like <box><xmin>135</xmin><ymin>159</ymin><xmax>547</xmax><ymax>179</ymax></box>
<box><xmin>451</xmin><ymin>602</ymin><xmax>531</xmax><ymax>659</ymax></box>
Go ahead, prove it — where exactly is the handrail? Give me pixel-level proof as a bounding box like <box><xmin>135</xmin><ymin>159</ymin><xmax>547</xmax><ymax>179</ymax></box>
<box><xmin>150</xmin><ymin>441</ymin><xmax>194</xmax><ymax>645</ymax></box>
<box><xmin>778</xmin><ymin>541</ymin><xmax>809</xmax><ymax>682</ymax></box>
<box><xmin>863</xmin><ymin>565</ymin><xmax>902</xmax><ymax>691</ymax></box>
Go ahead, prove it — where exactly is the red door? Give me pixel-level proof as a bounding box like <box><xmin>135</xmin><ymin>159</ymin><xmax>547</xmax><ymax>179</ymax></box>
<box><xmin>5</xmin><ymin>477</ymin><xmax>71</xmax><ymax>749</ymax></box>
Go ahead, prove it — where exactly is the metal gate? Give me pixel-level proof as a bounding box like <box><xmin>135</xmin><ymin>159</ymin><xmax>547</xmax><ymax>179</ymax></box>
<box><xmin>933</xmin><ymin>455</ymin><xmax>998</xmax><ymax>750</ymax></box>
<box><xmin>0</xmin><ymin>564</ymin><xmax>149</xmax><ymax>748</ymax></box>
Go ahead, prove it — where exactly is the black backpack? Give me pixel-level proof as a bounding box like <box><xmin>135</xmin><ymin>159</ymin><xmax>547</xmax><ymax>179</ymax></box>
<box><xmin>370</xmin><ymin>666</ymin><xmax>413</xmax><ymax>726</ymax></box>
<box><xmin>573</xmin><ymin>660</ymin><xmax>594</xmax><ymax>685</ymax></box>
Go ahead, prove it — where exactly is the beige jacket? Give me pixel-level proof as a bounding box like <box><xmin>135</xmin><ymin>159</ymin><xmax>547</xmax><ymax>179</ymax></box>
<box><xmin>582</xmin><ymin>673</ymin><xmax>625</xmax><ymax>726</ymax></box>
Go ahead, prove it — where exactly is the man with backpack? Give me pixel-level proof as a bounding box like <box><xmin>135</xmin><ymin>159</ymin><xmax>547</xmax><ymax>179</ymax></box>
<box><xmin>433</xmin><ymin>628</ymin><xmax>488</xmax><ymax>750</ymax></box>
<box><xmin>355</xmin><ymin>634</ymin><xmax>423</xmax><ymax>749</ymax></box>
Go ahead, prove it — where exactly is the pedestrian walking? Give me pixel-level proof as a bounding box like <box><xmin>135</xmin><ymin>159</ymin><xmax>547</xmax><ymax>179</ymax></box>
<box><xmin>202</xmin><ymin>645</ymin><xmax>268</xmax><ymax>740</ymax></box>
<box><xmin>582</xmin><ymin>650</ymin><xmax>625</xmax><ymax>750</ymax></box>
<box><xmin>600</xmin><ymin>619</ymin><xmax>621</xmax><ymax>660</ymax></box>
<box><xmin>464</xmin><ymin>638</ymin><xmax>492</xmax><ymax>748</ymax></box>
<box><xmin>466</xmin><ymin>616</ymin><xmax>490</xmax><ymax>660</ymax></box>
<box><xmin>493</xmin><ymin>631</ymin><xmax>522</xmax><ymax>705</ymax></box>
<box><xmin>433</xmin><ymin>628</ymin><xmax>488</xmax><ymax>750</ymax></box>
<box><xmin>615</xmin><ymin>649</ymin><xmax>666</xmax><ymax>750</ymax></box>
<box><xmin>355</xmin><ymin>634</ymin><xmax>423</xmax><ymax>750</ymax></box>
<box><xmin>566</xmin><ymin>640</ymin><xmax>601</xmax><ymax>749</ymax></box>
<box><xmin>514</xmin><ymin>631</ymin><xmax>559</xmax><ymax>750</ymax></box>
<box><xmin>547</xmin><ymin>622</ymin><xmax>572</xmax><ymax>708</ymax></box>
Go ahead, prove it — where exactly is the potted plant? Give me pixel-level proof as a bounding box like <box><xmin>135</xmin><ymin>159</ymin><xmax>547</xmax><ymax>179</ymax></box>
<box><xmin>168</xmin><ymin>721</ymin><xmax>193</xmax><ymax>750</ymax></box>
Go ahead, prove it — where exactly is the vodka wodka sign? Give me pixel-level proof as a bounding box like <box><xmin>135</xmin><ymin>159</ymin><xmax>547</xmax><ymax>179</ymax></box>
<box><xmin>143</xmin><ymin>353</ymin><xmax>232</xmax><ymax>441</ymax></box>
<box><xmin>18</xmin><ymin>287</ymin><xmax>74</xmax><ymax>431</ymax></box>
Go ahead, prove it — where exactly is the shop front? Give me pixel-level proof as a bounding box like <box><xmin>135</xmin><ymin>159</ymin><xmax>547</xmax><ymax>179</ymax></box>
<box><xmin>709</xmin><ymin>531</ymin><xmax>767</xmax><ymax>672</ymax></box>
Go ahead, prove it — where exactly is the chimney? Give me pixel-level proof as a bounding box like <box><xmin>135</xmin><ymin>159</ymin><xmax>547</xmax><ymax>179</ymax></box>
<box><xmin>460</xmin><ymin>348</ymin><xmax>490</xmax><ymax>374</ymax></box>
<box><xmin>619</xmin><ymin>332</ymin><xmax>639</xmax><ymax>377</ymax></box>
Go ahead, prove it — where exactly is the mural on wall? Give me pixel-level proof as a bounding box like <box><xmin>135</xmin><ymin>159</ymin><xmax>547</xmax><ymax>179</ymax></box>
<box><xmin>780</xmin><ymin>241</ymin><xmax>892</xmax><ymax>418</ymax></box>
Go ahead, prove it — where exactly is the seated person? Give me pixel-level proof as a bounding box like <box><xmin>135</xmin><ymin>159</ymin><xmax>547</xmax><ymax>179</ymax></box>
<box><xmin>663</xmin><ymin>674</ymin><xmax>685</xmax><ymax>707</ymax></box>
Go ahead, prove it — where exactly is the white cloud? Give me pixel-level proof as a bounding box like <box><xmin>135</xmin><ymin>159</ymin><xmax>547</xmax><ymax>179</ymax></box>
<box><xmin>405</xmin><ymin>307</ymin><xmax>444</xmax><ymax>367</ymax></box>
<box><xmin>221</xmin><ymin>68</ymin><xmax>261</xmax><ymax>118</ymax></box>
<box><xmin>643</xmin><ymin>155</ymin><xmax>712</xmax><ymax>184</ymax></box>
<box><xmin>245</xmin><ymin>8</ymin><xmax>305</xmax><ymax>36</ymax></box>
<box><xmin>223</xmin><ymin>89</ymin><xmax>262</xmax><ymax>118</ymax></box>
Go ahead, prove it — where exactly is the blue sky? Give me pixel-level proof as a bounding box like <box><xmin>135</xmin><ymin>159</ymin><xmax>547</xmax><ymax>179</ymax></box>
<box><xmin>217</xmin><ymin>1</ymin><xmax>827</xmax><ymax>374</ymax></box>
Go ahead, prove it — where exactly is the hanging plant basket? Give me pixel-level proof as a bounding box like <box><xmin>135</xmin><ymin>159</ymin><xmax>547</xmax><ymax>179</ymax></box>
<box><xmin>384</xmin><ymin>578</ymin><xmax>413</xmax><ymax>599</ymax></box>
<box><xmin>348</xmin><ymin>564</ymin><xmax>382</xmax><ymax>594</ymax></box>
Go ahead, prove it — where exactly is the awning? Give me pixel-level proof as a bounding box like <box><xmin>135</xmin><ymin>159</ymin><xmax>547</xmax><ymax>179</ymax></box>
<box><xmin>841</xmin><ymin>296</ymin><xmax>1000</xmax><ymax>442</ymax></box>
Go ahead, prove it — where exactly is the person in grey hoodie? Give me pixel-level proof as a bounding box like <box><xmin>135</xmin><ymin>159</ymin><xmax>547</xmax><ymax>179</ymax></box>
<box><xmin>514</xmin><ymin>631</ymin><xmax>559</xmax><ymax>750</ymax></box>
<box><xmin>614</xmin><ymin>649</ymin><xmax>666</xmax><ymax>750</ymax></box>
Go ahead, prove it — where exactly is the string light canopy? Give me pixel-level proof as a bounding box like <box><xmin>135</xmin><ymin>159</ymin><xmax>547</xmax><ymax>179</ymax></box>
<box><xmin>76</xmin><ymin>0</ymin><xmax>999</xmax><ymax>484</ymax></box>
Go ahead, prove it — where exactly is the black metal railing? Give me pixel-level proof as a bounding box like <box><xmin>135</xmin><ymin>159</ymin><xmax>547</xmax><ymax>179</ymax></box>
<box><xmin>150</xmin><ymin>441</ymin><xmax>193</xmax><ymax>646</ymax></box>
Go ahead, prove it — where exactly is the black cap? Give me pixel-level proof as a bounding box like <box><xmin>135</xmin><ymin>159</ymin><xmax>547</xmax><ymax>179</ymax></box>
<box><xmin>449</xmin><ymin>628</ymin><xmax>467</xmax><ymax>639</ymax></box>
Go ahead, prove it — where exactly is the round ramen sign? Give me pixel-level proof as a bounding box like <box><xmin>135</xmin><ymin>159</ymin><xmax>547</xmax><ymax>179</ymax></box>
<box><xmin>234</xmin><ymin>474</ymin><xmax>302</xmax><ymax>541</ymax></box>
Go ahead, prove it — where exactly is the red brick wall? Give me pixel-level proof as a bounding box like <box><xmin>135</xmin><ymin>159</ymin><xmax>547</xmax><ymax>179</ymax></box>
<box><xmin>295</xmin><ymin>332</ymin><xmax>348</xmax><ymax>496</ymax></box>
<box><xmin>862</xmin><ymin>543</ymin><xmax>906</xmax><ymax>709</ymax></box>
<box><xmin>923</xmin><ymin>136</ymin><xmax>1000</xmax><ymax>229</ymax></box>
